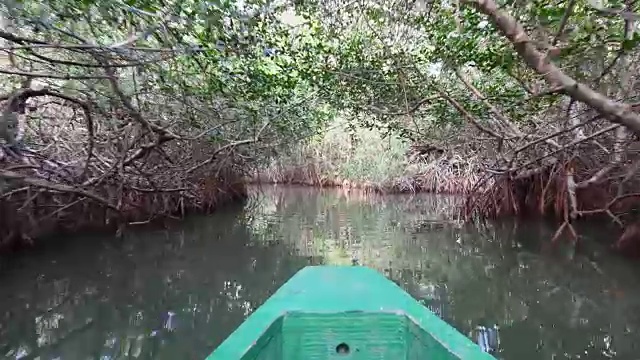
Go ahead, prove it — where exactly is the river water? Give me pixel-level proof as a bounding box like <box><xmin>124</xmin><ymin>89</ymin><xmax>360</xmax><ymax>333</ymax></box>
<box><xmin>1</xmin><ymin>185</ymin><xmax>640</xmax><ymax>360</ymax></box>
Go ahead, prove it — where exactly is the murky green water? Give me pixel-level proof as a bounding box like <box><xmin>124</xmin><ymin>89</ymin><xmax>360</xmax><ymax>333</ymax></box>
<box><xmin>2</xmin><ymin>185</ymin><xmax>640</xmax><ymax>359</ymax></box>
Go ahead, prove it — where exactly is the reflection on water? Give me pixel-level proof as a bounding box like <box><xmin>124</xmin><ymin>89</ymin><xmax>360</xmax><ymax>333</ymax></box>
<box><xmin>1</xmin><ymin>185</ymin><xmax>640</xmax><ymax>359</ymax></box>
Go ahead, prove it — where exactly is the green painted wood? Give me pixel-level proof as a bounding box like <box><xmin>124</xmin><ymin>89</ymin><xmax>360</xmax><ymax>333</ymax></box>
<box><xmin>206</xmin><ymin>266</ymin><xmax>496</xmax><ymax>359</ymax></box>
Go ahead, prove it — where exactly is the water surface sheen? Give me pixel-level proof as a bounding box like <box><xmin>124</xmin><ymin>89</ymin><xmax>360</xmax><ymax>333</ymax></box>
<box><xmin>1</xmin><ymin>185</ymin><xmax>640</xmax><ymax>360</ymax></box>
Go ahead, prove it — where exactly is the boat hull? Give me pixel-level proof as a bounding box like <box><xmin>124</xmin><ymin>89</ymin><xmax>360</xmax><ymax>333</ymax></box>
<box><xmin>207</xmin><ymin>266</ymin><xmax>495</xmax><ymax>359</ymax></box>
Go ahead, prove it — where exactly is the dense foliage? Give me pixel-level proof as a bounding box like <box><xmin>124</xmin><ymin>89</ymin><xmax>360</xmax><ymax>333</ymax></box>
<box><xmin>285</xmin><ymin>0</ymin><xmax>640</xmax><ymax>246</ymax></box>
<box><xmin>3</xmin><ymin>0</ymin><xmax>640</xmax><ymax>247</ymax></box>
<box><xmin>0</xmin><ymin>0</ymin><xmax>334</xmax><ymax>245</ymax></box>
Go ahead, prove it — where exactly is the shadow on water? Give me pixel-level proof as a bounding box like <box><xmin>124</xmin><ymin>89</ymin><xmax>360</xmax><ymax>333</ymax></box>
<box><xmin>1</xmin><ymin>185</ymin><xmax>640</xmax><ymax>359</ymax></box>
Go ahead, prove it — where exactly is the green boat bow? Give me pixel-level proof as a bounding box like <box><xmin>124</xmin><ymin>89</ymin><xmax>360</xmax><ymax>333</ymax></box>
<box><xmin>207</xmin><ymin>266</ymin><xmax>496</xmax><ymax>359</ymax></box>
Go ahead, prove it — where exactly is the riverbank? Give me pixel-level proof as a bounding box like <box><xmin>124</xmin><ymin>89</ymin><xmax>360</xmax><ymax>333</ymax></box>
<box><xmin>0</xmin><ymin>158</ymin><xmax>248</xmax><ymax>251</ymax></box>
<box><xmin>249</xmin><ymin>168</ymin><xmax>477</xmax><ymax>194</ymax></box>
<box><xmin>251</xmin><ymin>118</ymin><xmax>481</xmax><ymax>194</ymax></box>
<box><xmin>0</xmin><ymin>84</ymin><xmax>255</xmax><ymax>252</ymax></box>
<box><xmin>250</xmin><ymin>115</ymin><xmax>640</xmax><ymax>255</ymax></box>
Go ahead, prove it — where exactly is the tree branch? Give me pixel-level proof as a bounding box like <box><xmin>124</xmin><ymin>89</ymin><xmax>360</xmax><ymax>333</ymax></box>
<box><xmin>468</xmin><ymin>0</ymin><xmax>640</xmax><ymax>135</ymax></box>
<box><xmin>0</xmin><ymin>169</ymin><xmax>119</xmax><ymax>211</ymax></box>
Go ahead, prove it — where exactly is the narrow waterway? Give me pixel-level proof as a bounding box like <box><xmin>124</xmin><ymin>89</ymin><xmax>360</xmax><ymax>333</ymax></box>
<box><xmin>1</xmin><ymin>185</ymin><xmax>640</xmax><ymax>360</ymax></box>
